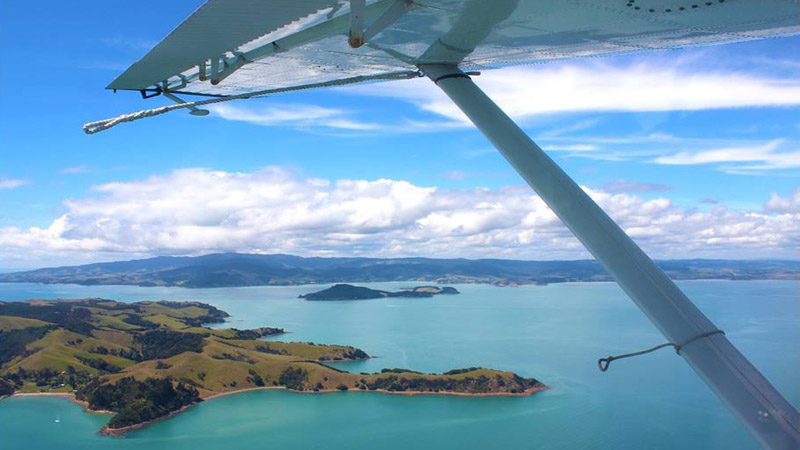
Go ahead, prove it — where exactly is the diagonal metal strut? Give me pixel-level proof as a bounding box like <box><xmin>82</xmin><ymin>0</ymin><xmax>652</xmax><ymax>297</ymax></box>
<box><xmin>419</xmin><ymin>63</ymin><xmax>800</xmax><ymax>450</ymax></box>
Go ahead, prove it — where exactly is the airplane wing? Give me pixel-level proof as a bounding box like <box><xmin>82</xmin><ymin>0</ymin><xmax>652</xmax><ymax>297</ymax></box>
<box><xmin>108</xmin><ymin>0</ymin><xmax>800</xmax><ymax>97</ymax></box>
<box><xmin>94</xmin><ymin>1</ymin><xmax>800</xmax><ymax>448</ymax></box>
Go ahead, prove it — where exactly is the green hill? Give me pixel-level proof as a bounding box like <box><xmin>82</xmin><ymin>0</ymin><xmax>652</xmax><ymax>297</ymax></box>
<box><xmin>0</xmin><ymin>298</ymin><xmax>544</xmax><ymax>433</ymax></box>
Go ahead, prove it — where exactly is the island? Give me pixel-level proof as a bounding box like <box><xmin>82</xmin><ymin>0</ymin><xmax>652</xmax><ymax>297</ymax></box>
<box><xmin>0</xmin><ymin>298</ymin><xmax>545</xmax><ymax>434</ymax></box>
<box><xmin>299</xmin><ymin>284</ymin><xmax>460</xmax><ymax>300</ymax></box>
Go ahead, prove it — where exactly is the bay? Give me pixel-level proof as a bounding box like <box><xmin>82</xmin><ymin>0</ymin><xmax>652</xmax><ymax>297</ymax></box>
<box><xmin>0</xmin><ymin>280</ymin><xmax>797</xmax><ymax>449</ymax></box>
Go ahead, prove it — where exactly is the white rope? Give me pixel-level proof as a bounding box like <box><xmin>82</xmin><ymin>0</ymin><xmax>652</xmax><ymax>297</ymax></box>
<box><xmin>83</xmin><ymin>71</ymin><xmax>421</xmax><ymax>134</ymax></box>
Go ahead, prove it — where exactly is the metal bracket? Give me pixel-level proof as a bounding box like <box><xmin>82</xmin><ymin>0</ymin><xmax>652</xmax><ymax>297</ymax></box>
<box><xmin>162</xmin><ymin>90</ymin><xmax>210</xmax><ymax>116</ymax></box>
<box><xmin>139</xmin><ymin>88</ymin><xmax>162</xmax><ymax>99</ymax></box>
<box><xmin>210</xmin><ymin>52</ymin><xmax>248</xmax><ymax>85</ymax></box>
<box><xmin>174</xmin><ymin>0</ymin><xmax>414</xmax><ymax>89</ymax></box>
<box><xmin>349</xmin><ymin>0</ymin><xmax>366</xmax><ymax>47</ymax></box>
<box><xmin>349</xmin><ymin>0</ymin><xmax>413</xmax><ymax>48</ymax></box>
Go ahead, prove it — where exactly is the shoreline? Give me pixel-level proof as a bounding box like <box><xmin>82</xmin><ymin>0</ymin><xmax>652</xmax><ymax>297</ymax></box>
<box><xmin>4</xmin><ymin>384</ymin><xmax>549</xmax><ymax>436</ymax></box>
<box><xmin>0</xmin><ymin>277</ymin><xmax>796</xmax><ymax>291</ymax></box>
<box><xmin>203</xmin><ymin>383</ymin><xmax>549</xmax><ymax>401</ymax></box>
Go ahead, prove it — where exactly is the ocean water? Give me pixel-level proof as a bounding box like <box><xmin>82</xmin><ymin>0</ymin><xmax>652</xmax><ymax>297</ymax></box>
<box><xmin>0</xmin><ymin>280</ymin><xmax>797</xmax><ymax>450</ymax></box>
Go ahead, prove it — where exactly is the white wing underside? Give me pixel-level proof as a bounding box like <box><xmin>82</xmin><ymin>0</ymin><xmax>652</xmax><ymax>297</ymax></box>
<box><xmin>109</xmin><ymin>0</ymin><xmax>800</xmax><ymax>97</ymax></box>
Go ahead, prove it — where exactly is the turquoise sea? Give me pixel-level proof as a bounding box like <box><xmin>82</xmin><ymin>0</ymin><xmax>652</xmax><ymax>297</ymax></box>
<box><xmin>0</xmin><ymin>280</ymin><xmax>797</xmax><ymax>450</ymax></box>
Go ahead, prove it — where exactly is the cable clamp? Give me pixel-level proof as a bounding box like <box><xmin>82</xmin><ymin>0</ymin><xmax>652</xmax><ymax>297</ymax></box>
<box><xmin>598</xmin><ymin>329</ymin><xmax>725</xmax><ymax>372</ymax></box>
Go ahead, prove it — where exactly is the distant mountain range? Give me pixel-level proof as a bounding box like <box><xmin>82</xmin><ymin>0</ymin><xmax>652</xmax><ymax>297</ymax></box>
<box><xmin>0</xmin><ymin>253</ymin><xmax>797</xmax><ymax>288</ymax></box>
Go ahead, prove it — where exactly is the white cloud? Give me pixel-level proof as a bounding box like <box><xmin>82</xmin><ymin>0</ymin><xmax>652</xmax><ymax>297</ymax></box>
<box><xmin>652</xmin><ymin>139</ymin><xmax>800</xmax><ymax>174</ymax></box>
<box><xmin>539</xmin><ymin>119</ymin><xmax>601</xmax><ymax>138</ymax></box>
<box><xmin>206</xmin><ymin>62</ymin><xmax>800</xmax><ymax>173</ymax></box>
<box><xmin>0</xmin><ymin>168</ymin><xmax>797</xmax><ymax>267</ymax></box>
<box><xmin>602</xmin><ymin>180</ymin><xmax>672</xmax><ymax>193</ymax></box>
<box><xmin>0</xmin><ymin>179</ymin><xmax>30</xmax><ymax>190</ymax></box>
<box><xmin>528</xmin><ymin>134</ymin><xmax>800</xmax><ymax>174</ymax></box>
<box><xmin>350</xmin><ymin>62</ymin><xmax>800</xmax><ymax>122</ymax></box>
<box><xmin>543</xmin><ymin>144</ymin><xmax>598</xmax><ymax>152</ymax></box>
<box><xmin>209</xmin><ymin>102</ymin><xmax>464</xmax><ymax>133</ymax></box>
<box><xmin>348</xmin><ymin>63</ymin><xmax>799</xmax><ymax>173</ymax></box>
<box><xmin>765</xmin><ymin>189</ymin><xmax>800</xmax><ymax>214</ymax></box>
<box><xmin>444</xmin><ymin>171</ymin><xmax>468</xmax><ymax>180</ymax></box>
<box><xmin>209</xmin><ymin>103</ymin><xmax>383</xmax><ymax>131</ymax></box>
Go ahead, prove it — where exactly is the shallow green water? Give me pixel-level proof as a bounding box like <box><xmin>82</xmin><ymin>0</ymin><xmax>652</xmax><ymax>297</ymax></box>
<box><xmin>0</xmin><ymin>280</ymin><xmax>797</xmax><ymax>449</ymax></box>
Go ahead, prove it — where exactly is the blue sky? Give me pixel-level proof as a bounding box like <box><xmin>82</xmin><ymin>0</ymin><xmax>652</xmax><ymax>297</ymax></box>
<box><xmin>1</xmin><ymin>1</ymin><xmax>799</xmax><ymax>269</ymax></box>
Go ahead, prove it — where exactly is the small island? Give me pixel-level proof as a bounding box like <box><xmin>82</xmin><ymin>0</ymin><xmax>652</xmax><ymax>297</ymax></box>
<box><xmin>299</xmin><ymin>284</ymin><xmax>460</xmax><ymax>301</ymax></box>
<box><xmin>0</xmin><ymin>298</ymin><xmax>543</xmax><ymax>434</ymax></box>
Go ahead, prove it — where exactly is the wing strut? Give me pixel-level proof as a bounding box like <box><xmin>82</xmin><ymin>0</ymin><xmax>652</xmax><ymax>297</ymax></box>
<box><xmin>419</xmin><ymin>63</ymin><xmax>800</xmax><ymax>450</ymax></box>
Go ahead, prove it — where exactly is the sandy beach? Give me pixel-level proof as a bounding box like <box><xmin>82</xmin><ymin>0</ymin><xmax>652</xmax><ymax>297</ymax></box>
<box><xmin>10</xmin><ymin>392</ymin><xmax>114</xmax><ymax>415</ymax></box>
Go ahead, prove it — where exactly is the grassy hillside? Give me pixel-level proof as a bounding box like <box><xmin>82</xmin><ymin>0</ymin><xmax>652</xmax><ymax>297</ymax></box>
<box><xmin>0</xmin><ymin>299</ymin><xmax>544</xmax><ymax>432</ymax></box>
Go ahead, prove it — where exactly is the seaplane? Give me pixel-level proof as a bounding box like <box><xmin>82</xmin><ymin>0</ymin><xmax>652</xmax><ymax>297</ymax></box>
<box><xmin>83</xmin><ymin>1</ymin><xmax>800</xmax><ymax>448</ymax></box>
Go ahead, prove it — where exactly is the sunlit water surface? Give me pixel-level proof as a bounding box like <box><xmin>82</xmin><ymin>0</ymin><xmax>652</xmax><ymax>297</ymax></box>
<box><xmin>0</xmin><ymin>280</ymin><xmax>797</xmax><ymax>450</ymax></box>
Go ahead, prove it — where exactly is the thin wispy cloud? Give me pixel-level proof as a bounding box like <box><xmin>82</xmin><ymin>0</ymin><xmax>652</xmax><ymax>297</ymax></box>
<box><xmin>102</xmin><ymin>35</ymin><xmax>157</xmax><ymax>52</ymax></box>
<box><xmin>206</xmin><ymin>58</ymin><xmax>799</xmax><ymax>174</ymax></box>
<box><xmin>61</xmin><ymin>165</ymin><xmax>91</xmax><ymax>174</ymax></box>
<box><xmin>210</xmin><ymin>103</ymin><xmax>361</xmax><ymax>129</ymax></box>
<box><xmin>528</xmin><ymin>134</ymin><xmax>799</xmax><ymax>174</ymax></box>
<box><xmin>653</xmin><ymin>139</ymin><xmax>800</xmax><ymax>174</ymax></box>
<box><xmin>444</xmin><ymin>171</ymin><xmax>469</xmax><ymax>180</ymax></box>
<box><xmin>78</xmin><ymin>60</ymin><xmax>131</xmax><ymax>72</ymax></box>
<box><xmin>539</xmin><ymin>119</ymin><xmax>601</xmax><ymax>138</ymax></box>
<box><xmin>603</xmin><ymin>180</ymin><xmax>672</xmax><ymax>194</ymax></box>
<box><xmin>543</xmin><ymin>144</ymin><xmax>598</xmax><ymax>152</ymax></box>
<box><xmin>461</xmin><ymin>148</ymin><xmax>496</xmax><ymax>159</ymax></box>
<box><xmin>0</xmin><ymin>179</ymin><xmax>30</xmax><ymax>190</ymax></box>
<box><xmin>443</xmin><ymin>170</ymin><xmax>510</xmax><ymax>180</ymax></box>
<box><xmin>210</xmin><ymin>103</ymin><xmax>465</xmax><ymax>134</ymax></box>
<box><xmin>350</xmin><ymin>62</ymin><xmax>800</xmax><ymax>121</ymax></box>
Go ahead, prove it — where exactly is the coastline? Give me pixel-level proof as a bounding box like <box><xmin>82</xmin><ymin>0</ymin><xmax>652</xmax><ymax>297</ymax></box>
<box><xmin>203</xmin><ymin>383</ymin><xmax>549</xmax><ymax>401</ymax></box>
<box><xmin>4</xmin><ymin>384</ymin><xmax>549</xmax><ymax>436</ymax></box>
<box><xmin>1</xmin><ymin>276</ymin><xmax>797</xmax><ymax>291</ymax></box>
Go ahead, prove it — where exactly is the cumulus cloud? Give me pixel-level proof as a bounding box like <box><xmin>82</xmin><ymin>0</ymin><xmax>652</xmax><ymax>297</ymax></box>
<box><xmin>0</xmin><ymin>168</ymin><xmax>797</xmax><ymax>267</ymax></box>
<box><xmin>764</xmin><ymin>189</ymin><xmax>800</xmax><ymax>213</ymax></box>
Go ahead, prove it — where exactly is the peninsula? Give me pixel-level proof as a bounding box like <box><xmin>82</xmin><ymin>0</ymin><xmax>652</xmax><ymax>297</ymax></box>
<box><xmin>0</xmin><ymin>299</ymin><xmax>545</xmax><ymax>434</ymax></box>
<box><xmin>299</xmin><ymin>284</ymin><xmax>460</xmax><ymax>300</ymax></box>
